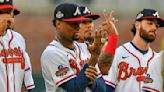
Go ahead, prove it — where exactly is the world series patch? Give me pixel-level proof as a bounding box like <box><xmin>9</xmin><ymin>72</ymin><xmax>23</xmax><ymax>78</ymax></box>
<box><xmin>56</xmin><ymin>65</ymin><xmax>69</xmax><ymax>77</ymax></box>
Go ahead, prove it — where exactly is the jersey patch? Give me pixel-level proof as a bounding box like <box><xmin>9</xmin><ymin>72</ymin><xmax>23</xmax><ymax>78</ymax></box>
<box><xmin>56</xmin><ymin>65</ymin><xmax>69</xmax><ymax>77</ymax></box>
<box><xmin>143</xmin><ymin>74</ymin><xmax>153</xmax><ymax>83</ymax></box>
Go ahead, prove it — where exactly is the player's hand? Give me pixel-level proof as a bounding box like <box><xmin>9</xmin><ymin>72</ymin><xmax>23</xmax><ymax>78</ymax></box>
<box><xmin>87</xmin><ymin>30</ymin><xmax>103</xmax><ymax>66</ymax></box>
<box><xmin>85</xmin><ymin>66</ymin><xmax>98</xmax><ymax>82</ymax></box>
<box><xmin>99</xmin><ymin>10</ymin><xmax>118</xmax><ymax>36</ymax></box>
<box><xmin>88</xmin><ymin>29</ymin><xmax>102</xmax><ymax>55</ymax></box>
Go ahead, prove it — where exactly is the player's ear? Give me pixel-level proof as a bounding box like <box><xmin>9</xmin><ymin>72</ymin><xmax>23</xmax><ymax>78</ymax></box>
<box><xmin>55</xmin><ymin>20</ymin><xmax>62</xmax><ymax>29</ymax></box>
<box><xmin>135</xmin><ymin>21</ymin><xmax>141</xmax><ymax>31</ymax></box>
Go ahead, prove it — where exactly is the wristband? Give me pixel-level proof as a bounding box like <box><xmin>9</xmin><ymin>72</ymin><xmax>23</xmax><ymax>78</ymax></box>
<box><xmin>103</xmin><ymin>34</ymin><xmax>118</xmax><ymax>55</ymax></box>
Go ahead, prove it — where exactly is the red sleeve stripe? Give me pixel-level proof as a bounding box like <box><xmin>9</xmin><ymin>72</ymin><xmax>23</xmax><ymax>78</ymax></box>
<box><xmin>104</xmin><ymin>80</ymin><xmax>116</xmax><ymax>88</ymax></box>
<box><xmin>25</xmin><ymin>67</ymin><xmax>30</xmax><ymax>71</ymax></box>
<box><xmin>26</xmin><ymin>84</ymin><xmax>35</xmax><ymax>88</ymax></box>
<box><xmin>143</xmin><ymin>86</ymin><xmax>160</xmax><ymax>92</ymax></box>
<box><xmin>56</xmin><ymin>74</ymin><xmax>76</xmax><ymax>86</ymax></box>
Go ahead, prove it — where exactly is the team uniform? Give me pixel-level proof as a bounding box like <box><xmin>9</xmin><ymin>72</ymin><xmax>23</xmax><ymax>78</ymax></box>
<box><xmin>0</xmin><ymin>29</ymin><xmax>35</xmax><ymax>92</ymax></box>
<box><xmin>105</xmin><ymin>42</ymin><xmax>160</xmax><ymax>92</ymax></box>
<box><xmin>41</xmin><ymin>40</ymin><xmax>103</xmax><ymax>92</ymax></box>
<box><xmin>142</xmin><ymin>51</ymin><xmax>163</xmax><ymax>92</ymax></box>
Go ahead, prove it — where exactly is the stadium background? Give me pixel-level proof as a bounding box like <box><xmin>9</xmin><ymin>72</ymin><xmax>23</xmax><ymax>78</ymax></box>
<box><xmin>13</xmin><ymin>0</ymin><xmax>164</xmax><ymax>91</ymax></box>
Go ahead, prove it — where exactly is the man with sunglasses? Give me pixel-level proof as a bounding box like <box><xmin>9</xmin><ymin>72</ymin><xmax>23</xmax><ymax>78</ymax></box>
<box><xmin>105</xmin><ymin>9</ymin><xmax>164</xmax><ymax>92</ymax></box>
<box><xmin>0</xmin><ymin>0</ymin><xmax>35</xmax><ymax>92</ymax></box>
<box><xmin>41</xmin><ymin>3</ymin><xmax>106</xmax><ymax>92</ymax></box>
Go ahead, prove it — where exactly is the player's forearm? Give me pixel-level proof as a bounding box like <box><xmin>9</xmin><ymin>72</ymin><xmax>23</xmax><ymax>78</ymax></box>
<box><xmin>98</xmin><ymin>52</ymin><xmax>114</xmax><ymax>75</ymax></box>
<box><xmin>60</xmin><ymin>64</ymin><xmax>89</xmax><ymax>92</ymax></box>
<box><xmin>98</xmin><ymin>34</ymin><xmax>118</xmax><ymax>75</ymax></box>
<box><xmin>87</xmin><ymin>54</ymin><xmax>99</xmax><ymax>66</ymax></box>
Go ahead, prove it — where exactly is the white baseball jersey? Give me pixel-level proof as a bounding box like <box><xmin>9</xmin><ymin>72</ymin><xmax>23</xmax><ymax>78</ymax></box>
<box><xmin>142</xmin><ymin>51</ymin><xmax>163</xmax><ymax>92</ymax></box>
<box><xmin>0</xmin><ymin>29</ymin><xmax>35</xmax><ymax>92</ymax></box>
<box><xmin>41</xmin><ymin>40</ymin><xmax>101</xmax><ymax>92</ymax></box>
<box><xmin>105</xmin><ymin>42</ymin><xmax>159</xmax><ymax>92</ymax></box>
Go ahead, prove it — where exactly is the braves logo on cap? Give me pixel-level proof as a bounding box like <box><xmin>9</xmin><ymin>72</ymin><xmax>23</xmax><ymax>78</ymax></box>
<box><xmin>83</xmin><ymin>7</ymin><xmax>91</xmax><ymax>14</ymax></box>
<box><xmin>153</xmin><ymin>11</ymin><xmax>159</xmax><ymax>18</ymax></box>
<box><xmin>73</xmin><ymin>7</ymin><xmax>81</xmax><ymax>16</ymax></box>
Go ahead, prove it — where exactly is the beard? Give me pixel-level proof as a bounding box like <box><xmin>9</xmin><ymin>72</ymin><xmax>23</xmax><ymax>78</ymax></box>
<box><xmin>140</xmin><ymin>26</ymin><xmax>156</xmax><ymax>43</ymax></box>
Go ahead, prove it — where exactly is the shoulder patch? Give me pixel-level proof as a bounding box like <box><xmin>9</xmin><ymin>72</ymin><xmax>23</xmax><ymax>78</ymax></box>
<box><xmin>55</xmin><ymin>65</ymin><xmax>69</xmax><ymax>77</ymax></box>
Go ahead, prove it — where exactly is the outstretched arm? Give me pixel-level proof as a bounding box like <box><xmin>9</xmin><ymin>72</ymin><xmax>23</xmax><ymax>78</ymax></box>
<box><xmin>98</xmin><ymin>10</ymin><xmax>119</xmax><ymax>75</ymax></box>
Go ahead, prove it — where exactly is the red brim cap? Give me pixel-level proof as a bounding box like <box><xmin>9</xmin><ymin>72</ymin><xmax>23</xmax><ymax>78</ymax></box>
<box><xmin>84</xmin><ymin>14</ymin><xmax>100</xmax><ymax>20</ymax></box>
<box><xmin>0</xmin><ymin>4</ymin><xmax>20</xmax><ymax>15</ymax></box>
<box><xmin>62</xmin><ymin>17</ymin><xmax>90</xmax><ymax>22</ymax></box>
<box><xmin>140</xmin><ymin>16</ymin><xmax>164</xmax><ymax>27</ymax></box>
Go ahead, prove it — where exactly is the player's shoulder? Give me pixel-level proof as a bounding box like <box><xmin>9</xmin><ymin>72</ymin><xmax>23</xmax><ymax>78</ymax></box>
<box><xmin>116</xmin><ymin>42</ymin><xmax>130</xmax><ymax>53</ymax></box>
<box><xmin>10</xmin><ymin>30</ymin><xmax>24</xmax><ymax>39</ymax></box>
<box><xmin>41</xmin><ymin>40</ymin><xmax>67</xmax><ymax>59</ymax></box>
<box><xmin>9</xmin><ymin>30</ymin><xmax>26</xmax><ymax>48</ymax></box>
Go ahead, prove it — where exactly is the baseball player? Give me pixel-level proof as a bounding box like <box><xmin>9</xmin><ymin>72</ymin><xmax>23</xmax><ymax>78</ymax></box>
<box><xmin>78</xmin><ymin>6</ymin><xmax>119</xmax><ymax>92</ymax></box>
<box><xmin>0</xmin><ymin>0</ymin><xmax>35</xmax><ymax>92</ymax></box>
<box><xmin>78</xmin><ymin>6</ymin><xmax>119</xmax><ymax>75</ymax></box>
<box><xmin>105</xmin><ymin>9</ymin><xmax>164</xmax><ymax>92</ymax></box>
<box><xmin>41</xmin><ymin>3</ymin><xmax>106</xmax><ymax>92</ymax></box>
<box><xmin>77</xmin><ymin>6</ymin><xmax>100</xmax><ymax>45</ymax></box>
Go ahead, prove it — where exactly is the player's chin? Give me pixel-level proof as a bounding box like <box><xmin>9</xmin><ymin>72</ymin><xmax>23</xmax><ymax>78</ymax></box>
<box><xmin>146</xmin><ymin>36</ymin><xmax>156</xmax><ymax>42</ymax></box>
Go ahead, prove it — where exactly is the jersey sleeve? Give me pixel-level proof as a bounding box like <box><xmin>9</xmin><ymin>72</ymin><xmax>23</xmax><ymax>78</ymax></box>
<box><xmin>91</xmin><ymin>77</ymin><xmax>106</xmax><ymax>92</ymax></box>
<box><xmin>24</xmin><ymin>52</ymin><xmax>35</xmax><ymax>89</ymax></box>
<box><xmin>41</xmin><ymin>49</ymin><xmax>76</xmax><ymax>89</ymax></box>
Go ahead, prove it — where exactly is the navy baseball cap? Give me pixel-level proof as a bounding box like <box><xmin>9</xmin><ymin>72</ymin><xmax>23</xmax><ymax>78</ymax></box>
<box><xmin>79</xmin><ymin>6</ymin><xmax>100</xmax><ymax>20</ymax></box>
<box><xmin>0</xmin><ymin>0</ymin><xmax>20</xmax><ymax>15</ymax></box>
<box><xmin>136</xmin><ymin>9</ymin><xmax>164</xmax><ymax>27</ymax></box>
<box><xmin>53</xmin><ymin>3</ymin><xmax>89</xmax><ymax>22</ymax></box>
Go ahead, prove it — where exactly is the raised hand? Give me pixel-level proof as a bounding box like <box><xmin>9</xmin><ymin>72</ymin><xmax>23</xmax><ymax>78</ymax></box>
<box><xmin>87</xmin><ymin>29</ymin><xmax>103</xmax><ymax>66</ymax></box>
<box><xmin>100</xmin><ymin>10</ymin><xmax>118</xmax><ymax>36</ymax></box>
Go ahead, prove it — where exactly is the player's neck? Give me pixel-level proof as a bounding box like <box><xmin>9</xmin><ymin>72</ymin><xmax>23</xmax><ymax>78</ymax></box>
<box><xmin>77</xmin><ymin>38</ymin><xmax>85</xmax><ymax>43</ymax></box>
<box><xmin>132</xmin><ymin>36</ymin><xmax>149</xmax><ymax>51</ymax></box>
<box><xmin>57</xmin><ymin>38</ymin><xmax>75</xmax><ymax>50</ymax></box>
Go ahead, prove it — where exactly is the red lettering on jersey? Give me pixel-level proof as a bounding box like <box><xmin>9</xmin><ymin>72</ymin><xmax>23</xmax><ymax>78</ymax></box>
<box><xmin>0</xmin><ymin>47</ymin><xmax>22</xmax><ymax>57</ymax></box>
<box><xmin>118</xmin><ymin>61</ymin><xmax>148</xmax><ymax>82</ymax></box>
<box><xmin>79</xmin><ymin>58</ymin><xmax>89</xmax><ymax>67</ymax></box>
<box><xmin>69</xmin><ymin>59</ymin><xmax>80</xmax><ymax>75</ymax></box>
<box><xmin>0</xmin><ymin>47</ymin><xmax>25</xmax><ymax>69</ymax></box>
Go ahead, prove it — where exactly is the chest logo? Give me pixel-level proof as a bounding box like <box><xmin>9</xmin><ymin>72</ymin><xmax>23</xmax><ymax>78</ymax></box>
<box><xmin>69</xmin><ymin>59</ymin><xmax>80</xmax><ymax>75</ymax></box>
<box><xmin>0</xmin><ymin>47</ymin><xmax>25</xmax><ymax>69</ymax></box>
<box><xmin>118</xmin><ymin>61</ymin><xmax>148</xmax><ymax>82</ymax></box>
